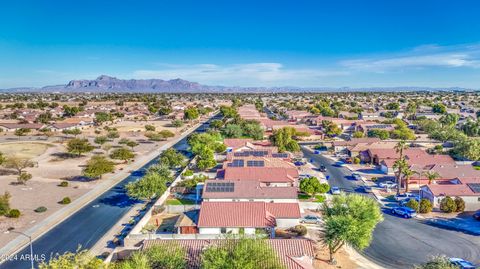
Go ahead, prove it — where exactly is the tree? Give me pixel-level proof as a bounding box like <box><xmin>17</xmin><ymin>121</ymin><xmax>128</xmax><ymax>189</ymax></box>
<box><xmin>242</xmin><ymin>122</ymin><xmax>264</xmax><ymax>140</ymax></box>
<box><xmin>210</xmin><ymin>119</ymin><xmax>224</xmax><ymax>130</ymax></box>
<box><xmin>322</xmin><ymin>194</ymin><xmax>383</xmax><ymax>262</ymax></box>
<box><xmin>393</xmin><ymin>141</ymin><xmax>409</xmax><ymax>195</ymax></box>
<box><xmin>439</xmin><ymin>113</ymin><xmax>459</xmax><ymax>127</ymax></box>
<box><xmin>159</xmin><ymin>148</ymin><xmax>185</xmax><ymax>168</ymax></box>
<box><xmin>14</xmin><ymin>128</ymin><xmax>31</xmax><ymax>137</ymax></box>
<box><xmin>113</xmin><ymin>243</ymin><xmax>187</xmax><ymax>269</ymax></box>
<box><xmin>67</xmin><ymin>138</ymin><xmax>94</xmax><ymax>156</ymax></box>
<box><xmin>223</xmin><ymin>124</ymin><xmax>243</xmax><ymax>138</ymax></box>
<box><xmin>432</xmin><ymin>103</ymin><xmax>447</xmax><ymax>114</ymax></box>
<box><xmin>110</xmin><ymin>148</ymin><xmax>135</xmax><ymax>162</ymax></box>
<box><xmin>414</xmin><ymin>255</ymin><xmax>457</xmax><ymax>269</ymax></box>
<box><xmin>201</xmin><ymin>238</ymin><xmax>285</xmax><ymax>269</ymax></box>
<box><xmin>39</xmin><ymin>248</ymin><xmax>105</xmax><ymax>269</ymax></box>
<box><xmin>299</xmin><ymin>177</ymin><xmax>323</xmax><ymax>196</ymax></box>
<box><xmin>126</xmin><ymin>171</ymin><xmax>171</xmax><ymax>200</ymax></box>
<box><xmin>220</xmin><ymin>105</ymin><xmax>238</xmax><ymax>118</ymax></box>
<box><xmin>171</xmin><ymin>119</ymin><xmax>184</xmax><ymax>129</ymax></box>
<box><xmin>352</xmin><ymin>131</ymin><xmax>364</xmax><ymax>138</ymax></box>
<box><xmin>423</xmin><ymin>171</ymin><xmax>440</xmax><ymax>185</ymax></box>
<box><xmin>83</xmin><ymin>155</ymin><xmax>115</xmax><ymax>179</ymax></box>
<box><xmin>405</xmin><ymin>199</ymin><xmax>419</xmax><ymax>211</ymax></box>
<box><xmin>439</xmin><ymin>196</ymin><xmax>457</xmax><ymax>213</ymax></box>
<box><xmin>419</xmin><ymin>199</ymin><xmax>432</xmax><ymax>213</ymax></box>
<box><xmin>322</xmin><ymin>120</ymin><xmax>342</xmax><ymax>137</ymax></box>
<box><xmin>367</xmin><ymin>129</ymin><xmax>390</xmax><ymax>140</ymax></box>
<box><xmin>184</xmin><ymin>106</ymin><xmax>200</xmax><ymax>120</ymax></box>
<box><xmin>385</xmin><ymin>102</ymin><xmax>400</xmax><ymax>110</ymax></box>
<box><xmin>454</xmin><ymin>196</ymin><xmax>465</xmax><ymax>212</ymax></box>
<box><xmin>94</xmin><ymin>112</ymin><xmax>112</xmax><ymax>124</ymax></box>
<box><xmin>401</xmin><ymin>167</ymin><xmax>417</xmax><ymax>193</ymax></box>
<box><xmin>3</xmin><ymin>156</ymin><xmax>35</xmax><ymax>175</ymax></box>
<box><xmin>107</xmin><ymin>130</ymin><xmax>120</xmax><ymax>139</ymax></box>
<box><xmin>0</xmin><ymin>191</ymin><xmax>11</xmax><ymax>216</ymax></box>
<box><xmin>126</xmin><ymin>140</ymin><xmax>139</xmax><ymax>150</ymax></box>
<box><xmin>453</xmin><ymin>137</ymin><xmax>480</xmax><ymax>161</ymax></box>
<box><xmin>94</xmin><ymin>136</ymin><xmax>108</xmax><ymax>145</ymax></box>
<box><xmin>269</xmin><ymin>127</ymin><xmax>301</xmax><ymax>153</ymax></box>
<box><xmin>63</xmin><ymin>128</ymin><xmax>82</xmax><ymax>137</ymax></box>
<box><xmin>17</xmin><ymin>172</ymin><xmax>32</xmax><ymax>185</ymax></box>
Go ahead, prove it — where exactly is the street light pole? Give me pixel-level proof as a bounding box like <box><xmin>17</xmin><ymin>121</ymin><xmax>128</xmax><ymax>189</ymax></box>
<box><xmin>5</xmin><ymin>228</ymin><xmax>34</xmax><ymax>269</ymax></box>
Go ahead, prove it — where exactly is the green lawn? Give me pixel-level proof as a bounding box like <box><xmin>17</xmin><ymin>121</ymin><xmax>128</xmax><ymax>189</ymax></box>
<box><xmin>298</xmin><ymin>193</ymin><xmax>311</xmax><ymax>200</ymax></box>
<box><xmin>474</xmin><ymin>166</ymin><xmax>480</xmax><ymax>170</ymax></box>
<box><xmin>165</xmin><ymin>198</ymin><xmax>196</xmax><ymax>205</ymax></box>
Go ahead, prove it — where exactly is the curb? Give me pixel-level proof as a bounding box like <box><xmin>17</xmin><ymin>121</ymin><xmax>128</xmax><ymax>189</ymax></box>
<box><xmin>343</xmin><ymin>245</ymin><xmax>387</xmax><ymax>269</ymax></box>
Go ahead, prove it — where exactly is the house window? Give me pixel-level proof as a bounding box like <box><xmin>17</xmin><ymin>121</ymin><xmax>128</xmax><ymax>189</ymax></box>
<box><xmin>220</xmin><ymin>227</ymin><xmax>227</xmax><ymax>234</ymax></box>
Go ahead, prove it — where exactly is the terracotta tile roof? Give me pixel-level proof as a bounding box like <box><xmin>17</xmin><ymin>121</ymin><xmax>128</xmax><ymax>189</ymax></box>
<box><xmin>222</xmin><ymin>167</ymin><xmax>298</xmax><ymax>183</ymax></box>
<box><xmin>424</xmin><ymin>184</ymin><xmax>476</xmax><ymax>197</ymax></box>
<box><xmin>224</xmin><ymin>138</ymin><xmax>253</xmax><ymax>149</ymax></box>
<box><xmin>197</xmin><ymin>202</ymin><xmax>276</xmax><ymax>228</ymax></box>
<box><xmin>411</xmin><ymin>164</ymin><xmax>480</xmax><ymax>182</ymax></box>
<box><xmin>265</xmin><ymin>203</ymin><xmax>301</xmax><ymax>219</ymax></box>
<box><xmin>333</xmin><ymin>138</ymin><xmax>381</xmax><ymax>147</ymax></box>
<box><xmin>142</xmin><ymin>239</ymin><xmax>315</xmax><ymax>269</ymax></box>
<box><xmin>223</xmin><ymin>157</ymin><xmax>296</xmax><ymax>169</ymax></box>
<box><xmin>202</xmin><ymin>180</ymin><xmax>298</xmax><ymax>200</ymax></box>
<box><xmin>0</xmin><ymin>123</ymin><xmax>45</xmax><ymax>130</ymax></box>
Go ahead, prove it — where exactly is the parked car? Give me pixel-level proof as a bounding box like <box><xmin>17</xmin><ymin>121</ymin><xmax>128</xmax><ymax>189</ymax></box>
<box><xmin>449</xmin><ymin>258</ymin><xmax>477</xmax><ymax>269</ymax></box>
<box><xmin>361</xmin><ymin>185</ymin><xmax>373</xmax><ymax>193</ymax></box>
<box><xmin>379</xmin><ymin>181</ymin><xmax>397</xmax><ymax>189</ymax></box>
<box><xmin>314</xmin><ymin>150</ymin><xmax>321</xmax><ymax>154</ymax></box>
<box><xmin>391</xmin><ymin>207</ymin><xmax>417</xmax><ymax>218</ymax></box>
<box><xmin>294</xmin><ymin>161</ymin><xmax>306</xmax><ymax>166</ymax></box>
<box><xmin>335</xmin><ymin>161</ymin><xmax>345</xmax><ymax>167</ymax></box>
<box><xmin>399</xmin><ymin>197</ymin><xmax>420</xmax><ymax>206</ymax></box>
<box><xmin>352</xmin><ymin>173</ymin><xmax>363</xmax><ymax>180</ymax></box>
<box><xmin>473</xmin><ymin>210</ymin><xmax>480</xmax><ymax>221</ymax></box>
<box><xmin>331</xmin><ymin>186</ymin><xmax>341</xmax><ymax>195</ymax></box>
<box><xmin>319</xmin><ymin>165</ymin><xmax>327</xmax><ymax>172</ymax></box>
<box><xmin>394</xmin><ymin>193</ymin><xmax>419</xmax><ymax>202</ymax></box>
<box><xmin>299</xmin><ymin>215</ymin><xmax>322</xmax><ymax>224</ymax></box>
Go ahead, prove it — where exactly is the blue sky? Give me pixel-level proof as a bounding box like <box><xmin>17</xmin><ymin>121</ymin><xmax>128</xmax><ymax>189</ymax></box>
<box><xmin>1</xmin><ymin>0</ymin><xmax>480</xmax><ymax>88</ymax></box>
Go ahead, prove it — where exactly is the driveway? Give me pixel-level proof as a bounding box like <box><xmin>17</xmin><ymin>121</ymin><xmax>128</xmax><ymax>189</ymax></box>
<box><xmin>302</xmin><ymin>146</ymin><xmax>480</xmax><ymax>269</ymax></box>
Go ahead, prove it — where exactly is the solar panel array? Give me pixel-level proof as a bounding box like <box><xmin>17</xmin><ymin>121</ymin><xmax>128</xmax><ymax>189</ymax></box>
<box><xmin>227</xmin><ymin>159</ymin><xmax>245</xmax><ymax>167</ymax></box>
<box><xmin>205</xmin><ymin>182</ymin><xmax>235</xmax><ymax>192</ymax></box>
<box><xmin>367</xmin><ymin>124</ymin><xmax>390</xmax><ymax>129</ymax></box>
<box><xmin>247</xmin><ymin>160</ymin><xmax>265</xmax><ymax>167</ymax></box>
<box><xmin>468</xmin><ymin>183</ymin><xmax>480</xmax><ymax>193</ymax></box>
<box><xmin>272</xmin><ymin>153</ymin><xmax>288</xmax><ymax>158</ymax></box>
<box><xmin>233</xmin><ymin>151</ymin><xmax>268</xmax><ymax>157</ymax></box>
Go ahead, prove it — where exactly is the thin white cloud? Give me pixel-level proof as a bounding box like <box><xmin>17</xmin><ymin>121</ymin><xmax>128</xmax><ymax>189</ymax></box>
<box><xmin>341</xmin><ymin>43</ymin><xmax>480</xmax><ymax>72</ymax></box>
<box><xmin>132</xmin><ymin>63</ymin><xmax>348</xmax><ymax>86</ymax></box>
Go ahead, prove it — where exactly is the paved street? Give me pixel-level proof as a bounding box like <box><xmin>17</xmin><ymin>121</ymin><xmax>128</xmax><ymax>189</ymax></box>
<box><xmin>302</xmin><ymin>147</ymin><xmax>480</xmax><ymax>269</ymax></box>
<box><xmin>0</xmin><ymin>118</ymin><xmax>217</xmax><ymax>269</ymax></box>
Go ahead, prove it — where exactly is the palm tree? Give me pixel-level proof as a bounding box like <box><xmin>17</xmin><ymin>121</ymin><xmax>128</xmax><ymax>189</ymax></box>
<box><xmin>423</xmin><ymin>171</ymin><xmax>440</xmax><ymax>185</ymax></box>
<box><xmin>402</xmin><ymin>167</ymin><xmax>417</xmax><ymax>193</ymax></box>
<box><xmin>393</xmin><ymin>140</ymin><xmax>409</xmax><ymax>195</ymax></box>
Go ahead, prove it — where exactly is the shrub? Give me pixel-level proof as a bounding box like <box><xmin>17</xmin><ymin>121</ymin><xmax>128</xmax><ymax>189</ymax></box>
<box><xmin>60</xmin><ymin>197</ymin><xmax>71</xmax><ymax>205</ymax></box>
<box><xmin>0</xmin><ymin>191</ymin><xmax>11</xmax><ymax>216</ymax></box>
<box><xmin>405</xmin><ymin>199</ymin><xmax>419</xmax><ymax>211</ymax></box>
<box><xmin>353</xmin><ymin>157</ymin><xmax>361</xmax><ymax>164</ymax></box>
<box><xmin>289</xmin><ymin>225</ymin><xmax>307</xmax><ymax>236</ymax></box>
<box><xmin>58</xmin><ymin>181</ymin><xmax>69</xmax><ymax>187</ymax></box>
<box><xmin>7</xmin><ymin>209</ymin><xmax>21</xmax><ymax>218</ymax></box>
<box><xmin>454</xmin><ymin>197</ymin><xmax>465</xmax><ymax>212</ymax></box>
<box><xmin>440</xmin><ymin>196</ymin><xmax>457</xmax><ymax>213</ymax></box>
<box><xmin>419</xmin><ymin>199</ymin><xmax>432</xmax><ymax>214</ymax></box>
<box><xmin>315</xmin><ymin>194</ymin><xmax>326</xmax><ymax>203</ymax></box>
<box><xmin>371</xmin><ymin>177</ymin><xmax>378</xmax><ymax>182</ymax></box>
<box><xmin>318</xmin><ymin>183</ymin><xmax>330</xmax><ymax>194</ymax></box>
<box><xmin>182</xmin><ymin>169</ymin><xmax>194</xmax><ymax>177</ymax></box>
<box><xmin>34</xmin><ymin>206</ymin><xmax>48</xmax><ymax>213</ymax></box>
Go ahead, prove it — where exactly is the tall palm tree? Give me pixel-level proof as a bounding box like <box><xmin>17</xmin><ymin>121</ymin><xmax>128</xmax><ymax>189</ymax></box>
<box><xmin>393</xmin><ymin>140</ymin><xmax>409</xmax><ymax>195</ymax></box>
<box><xmin>402</xmin><ymin>167</ymin><xmax>417</xmax><ymax>193</ymax></box>
<box><xmin>423</xmin><ymin>171</ymin><xmax>440</xmax><ymax>185</ymax></box>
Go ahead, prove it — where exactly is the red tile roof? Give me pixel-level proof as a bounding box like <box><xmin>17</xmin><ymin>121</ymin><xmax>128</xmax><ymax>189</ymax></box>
<box><xmin>224</xmin><ymin>138</ymin><xmax>253</xmax><ymax>149</ymax></box>
<box><xmin>197</xmin><ymin>202</ymin><xmax>300</xmax><ymax>228</ymax></box>
<box><xmin>142</xmin><ymin>239</ymin><xmax>316</xmax><ymax>269</ymax></box>
<box><xmin>222</xmin><ymin>167</ymin><xmax>298</xmax><ymax>183</ymax></box>
<box><xmin>424</xmin><ymin>184</ymin><xmax>476</xmax><ymax>197</ymax></box>
<box><xmin>202</xmin><ymin>180</ymin><xmax>298</xmax><ymax>200</ymax></box>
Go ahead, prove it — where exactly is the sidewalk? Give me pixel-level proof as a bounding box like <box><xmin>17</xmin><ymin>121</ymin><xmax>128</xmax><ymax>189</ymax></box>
<box><xmin>0</xmin><ymin>115</ymin><xmax>213</xmax><ymax>261</ymax></box>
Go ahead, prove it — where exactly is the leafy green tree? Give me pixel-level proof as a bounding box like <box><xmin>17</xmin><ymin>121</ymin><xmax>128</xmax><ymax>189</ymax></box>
<box><xmin>322</xmin><ymin>194</ymin><xmax>383</xmax><ymax>262</ymax></box>
<box><xmin>419</xmin><ymin>199</ymin><xmax>433</xmax><ymax>213</ymax></box>
<box><xmin>385</xmin><ymin>102</ymin><xmax>400</xmax><ymax>110</ymax></box>
<box><xmin>184</xmin><ymin>106</ymin><xmax>200</xmax><ymax>120</ymax></box>
<box><xmin>414</xmin><ymin>255</ymin><xmax>457</xmax><ymax>269</ymax></box>
<box><xmin>113</xmin><ymin>243</ymin><xmax>187</xmax><ymax>269</ymax></box>
<box><xmin>210</xmin><ymin>119</ymin><xmax>224</xmax><ymax>130</ymax></box>
<box><xmin>299</xmin><ymin>177</ymin><xmax>323</xmax><ymax>196</ymax></box>
<box><xmin>159</xmin><ymin>148</ymin><xmax>185</xmax><ymax>168</ymax></box>
<box><xmin>432</xmin><ymin>103</ymin><xmax>447</xmax><ymax>114</ymax></box>
<box><xmin>83</xmin><ymin>155</ymin><xmax>115</xmax><ymax>179</ymax></box>
<box><xmin>94</xmin><ymin>112</ymin><xmax>112</xmax><ymax>124</ymax></box>
<box><xmin>220</xmin><ymin>105</ymin><xmax>238</xmax><ymax>118</ymax></box>
<box><xmin>94</xmin><ymin>136</ymin><xmax>108</xmax><ymax>145</ymax></box>
<box><xmin>439</xmin><ymin>113</ymin><xmax>459</xmax><ymax>127</ymax></box>
<box><xmin>453</xmin><ymin>137</ymin><xmax>480</xmax><ymax>160</ymax></box>
<box><xmin>39</xmin><ymin>248</ymin><xmax>106</xmax><ymax>269</ymax></box>
<box><xmin>0</xmin><ymin>191</ymin><xmax>11</xmax><ymax>216</ymax></box>
<box><xmin>110</xmin><ymin>148</ymin><xmax>135</xmax><ymax>162</ymax></box>
<box><xmin>423</xmin><ymin>171</ymin><xmax>440</xmax><ymax>185</ymax></box>
<box><xmin>62</xmin><ymin>128</ymin><xmax>82</xmax><ymax>137</ymax></box>
<box><xmin>36</xmin><ymin>112</ymin><xmax>53</xmax><ymax>124</ymax></box>
<box><xmin>3</xmin><ymin>156</ymin><xmax>35</xmax><ymax>175</ymax></box>
<box><xmin>223</xmin><ymin>124</ymin><xmax>243</xmax><ymax>138</ymax></box>
<box><xmin>67</xmin><ymin>138</ymin><xmax>94</xmax><ymax>156</ymax></box>
<box><xmin>322</xmin><ymin>120</ymin><xmax>342</xmax><ymax>137</ymax></box>
<box><xmin>14</xmin><ymin>128</ymin><xmax>31</xmax><ymax>137</ymax></box>
<box><xmin>242</xmin><ymin>121</ymin><xmax>264</xmax><ymax>140</ymax></box>
<box><xmin>367</xmin><ymin>129</ymin><xmax>390</xmax><ymax>140</ymax></box>
<box><xmin>201</xmin><ymin>238</ymin><xmax>285</xmax><ymax>269</ymax></box>
<box><xmin>352</xmin><ymin>131</ymin><xmax>364</xmax><ymax>138</ymax></box>
<box><xmin>269</xmin><ymin>127</ymin><xmax>301</xmax><ymax>153</ymax></box>
<box><xmin>126</xmin><ymin>171</ymin><xmax>171</xmax><ymax>200</ymax></box>
<box><xmin>17</xmin><ymin>172</ymin><xmax>32</xmax><ymax>185</ymax></box>
<box><xmin>126</xmin><ymin>140</ymin><xmax>139</xmax><ymax>150</ymax></box>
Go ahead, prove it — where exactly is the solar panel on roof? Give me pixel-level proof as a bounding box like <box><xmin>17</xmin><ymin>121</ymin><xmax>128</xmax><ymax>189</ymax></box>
<box><xmin>272</xmin><ymin>153</ymin><xmax>288</xmax><ymax>158</ymax></box>
<box><xmin>247</xmin><ymin>160</ymin><xmax>265</xmax><ymax>167</ymax></box>
<box><xmin>468</xmin><ymin>183</ymin><xmax>480</xmax><ymax>193</ymax></box>
<box><xmin>205</xmin><ymin>182</ymin><xmax>235</xmax><ymax>192</ymax></box>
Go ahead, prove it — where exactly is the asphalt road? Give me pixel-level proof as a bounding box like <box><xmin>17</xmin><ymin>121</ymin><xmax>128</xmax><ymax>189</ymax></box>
<box><xmin>1</xmin><ymin>118</ymin><xmax>216</xmax><ymax>269</ymax></box>
<box><xmin>302</xmin><ymin>147</ymin><xmax>480</xmax><ymax>269</ymax></box>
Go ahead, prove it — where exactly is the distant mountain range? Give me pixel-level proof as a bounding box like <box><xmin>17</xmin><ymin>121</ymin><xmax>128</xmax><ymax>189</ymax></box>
<box><xmin>0</xmin><ymin>75</ymin><xmax>476</xmax><ymax>93</ymax></box>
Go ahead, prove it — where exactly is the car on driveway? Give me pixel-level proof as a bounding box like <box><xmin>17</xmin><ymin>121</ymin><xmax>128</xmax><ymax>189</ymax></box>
<box><xmin>473</xmin><ymin>210</ymin><xmax>480</xmax><ymax>221</ymax></box>
<box><xmin>294</xmin><ymin>161</ymin><xmax>306</xmax><ymax>166</ymax></box>
<box><xmin>300</xmin><ymin>215</ymin><xmax>322</xmax><ymax>224</ymax></box>
<box><xmin>331</xmin><ymin>186</ymin><xmax>341</xmax><ymax>195</ymax></box>
<box><xmin>352</xmin><ymin>173</ymin><xmax>363</xmax><ymax>180</ymax></box>
<box><xmin>379</xmin><ymin>181</ymin><xmax>397</xmax><ymax>189</ymax></box>
<box><xmin>391</xmin><ymin>206</ymin><xmax>417</xmax><ymax>218</ymax></box>
<box><xmin>449</xmin><ymin>258</ymin><xmax>477</xmax><ymax>269</ymax></box>
<box><xmin>400</xmin><ymin>197</ymin><xmax>420</xmax><ymax>206</ymax></box>
<box><xmin>395</xmin><ymin>193</ymin><xmax>419</xmax><ymax>202</ymax></box>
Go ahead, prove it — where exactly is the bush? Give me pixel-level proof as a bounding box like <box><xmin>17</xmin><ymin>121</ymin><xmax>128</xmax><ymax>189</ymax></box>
<box><xmin>315</xmin><ymin>194</ymin><xmax>326</xmax><ymax>203</ymax></box>
<box><xmin>419</xmin><ymin>199</ymin><xmax>432</xmax><ymax>214</ymax></box>
<box><xmin>7</xmin><ymin>209</ymin><xmax>21</xmax><ymax>218</ymax></box>
<box><xmin>182</xmin><ymin>169</ymin><xmax>194</xmax><ymax>177</ymax></box>
<box><xmin>371</xmin><ymin>177</ymin><xmax>378</xmax><ymax>182</ymax></box>
<box><xmin>318</xmin><ymin>183</ymin><xmax>330</xmax><ymax>194</ymax></box>
<box><xmin>34</xmin><ymin>206</ymin><xmax>48</xmax><ymax>213</ymax></box>
<box><xmin>405</xmin><ymin>199</ymin><xmax>419</xmax><ymax>211</ymax></box>
<box><xmin>59</xmin><ymin>197</ymin><xmax>71</xmax><ymax>205</ymax></box>
<box><xmin>58</xmin><ymin>181</ymin><xmax>69</xmax><ymax>187</ymax></box>
<box><xmin>353</xmin><ymin>157</ymin><xmax>360</xmax><ymax>164</ymax></box>
<box><xmin>289</xmin><ymin>225</ymin><xmax>307</xmax><ymax>236</ymax></box>
<box><xmin>454</xmin><ymin>197</ymin><xmax>465</xmax><ymax>212</ymax></box>
<box><xmin>440</xmin><ymin>196</ymin><xmax>457</xmax><ymax>213</ymax></box>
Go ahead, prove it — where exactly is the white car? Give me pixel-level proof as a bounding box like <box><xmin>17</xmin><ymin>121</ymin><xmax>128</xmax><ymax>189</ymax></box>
<box><xmin>449</xmin><ymin>258</ymin><xmax>477</xmax><ymax>269</ymax></box>
<box><xmin>352</xmin><ymin>173</ymin><xmax>363</xmax><ymax>180</ymax></box>
<box><xmin>394</xmin><ymin>193</ymin><xmax>419</xmax><ymax>202</ymax></box>
<box><xmin>331</xmin><ymin>186</ymin><xmax>341</xmax><ymax>195</ymax></box>
<box><xmin>379</xmin><ymin>181</ymin><xmax>397</xmax><ymax>189</ymax></box>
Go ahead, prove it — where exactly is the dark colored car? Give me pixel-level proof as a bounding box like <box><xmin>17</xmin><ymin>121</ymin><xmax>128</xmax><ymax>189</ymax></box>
<box><xmin>319</xmin><ymin>165</ymin><xmax>327</xmax><ymax>172</ymax></box>
<box><xmin>473</xmin><ymin>210</ymin><xmax>480</xmax><ymax>221</ymax></box>
<box><xmin>391</xmin><ymin>207</ymin><xmax>417</xmax><ymax>218</ymax></box>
